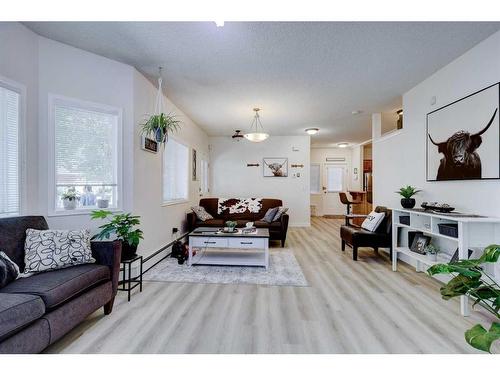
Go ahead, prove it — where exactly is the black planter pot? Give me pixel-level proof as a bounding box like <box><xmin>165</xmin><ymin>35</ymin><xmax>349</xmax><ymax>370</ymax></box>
<box><xmin>121</xmin><ymin>241</ymin><xmax>138</xmax><ymax>260</ymax></box>
<box><xmin>401</xmin><ymin>198</ymin><xmax>416</xmax><ymax>209</ymax></box>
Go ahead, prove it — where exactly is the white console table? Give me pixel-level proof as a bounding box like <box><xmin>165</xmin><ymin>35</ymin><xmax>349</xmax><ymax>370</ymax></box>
<box><xmin>391</xmin><ymin>208</ymin><xmax>500</xmax><ymax>316</ymax></box>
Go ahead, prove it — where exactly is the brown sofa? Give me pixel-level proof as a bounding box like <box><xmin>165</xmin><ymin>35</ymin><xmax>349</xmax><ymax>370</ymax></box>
<box><xmin>187</xmin><ymin>198</ymin><xmax>289</xmax><ymax>247</ymax></box>
<box><xmin>0</xmin><ymin>216</ymin><xmax>121</xmax><ymax>354</ymax></box>
<box><xmin>340</xmin><ymin>206</ymin><xmax>392</xmax><ymax>261</ymax></box>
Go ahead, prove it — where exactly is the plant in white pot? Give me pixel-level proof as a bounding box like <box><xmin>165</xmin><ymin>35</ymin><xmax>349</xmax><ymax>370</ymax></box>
<box><xmin>140</xmin><ymin>67</ymin><xmax>181</xmax><ymax>144</ymax></box>
<box><xmin>61</xmin><ymin>190</ymin><xmax>79</xmax><ymax>210</ymax></box>
<box><xmin>424</xmin><ymin>243</ymin><xmax>440</xmax><ymax>262</ymax></box>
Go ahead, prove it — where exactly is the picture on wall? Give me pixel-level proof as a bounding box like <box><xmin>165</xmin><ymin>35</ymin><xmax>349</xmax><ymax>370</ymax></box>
<box><xmin>263</xmin><ymin>158</ymin><xmax>288</xmax><ymax>177</ymax></box>
<box><xmin>192</xmin><ymin>149</ymin><xmax>197</xmax><ymax>181</ymax></box>
<box><xmin>426</xmin><ymin>82</ymin><xmax>500</xmax><ymax>181</ymax></box>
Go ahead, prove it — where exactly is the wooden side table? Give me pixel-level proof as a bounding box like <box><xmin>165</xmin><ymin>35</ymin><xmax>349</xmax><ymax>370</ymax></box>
<box><xmin>118</xmin><ymin>255</ymin><xmax>143</xmax><ymax>302</ymax></box>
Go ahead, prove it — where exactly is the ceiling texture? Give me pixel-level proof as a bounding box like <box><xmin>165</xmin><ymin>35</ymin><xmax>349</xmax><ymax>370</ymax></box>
<box><xmin>25</xmin><ymin>22</ymin><xmax>500</xmax><ymax>145</ymax></box>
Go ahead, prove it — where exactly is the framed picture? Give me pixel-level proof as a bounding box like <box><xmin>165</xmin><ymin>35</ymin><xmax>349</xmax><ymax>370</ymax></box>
<box><xmin>410</xmin><ymin>233</ymin><xmax>431</xmax><ymax>255</ymax></box>
<box><xmin>263</xmin><ymin>158</ymin><xmax>288</xmax><ymax>177</ymax></box>
<box><xmin>141</xmin><ymin>136</ymin><xmax>158</xmax><ymax>153</ymax></box>
<box><xmin>192</xmin><ymin>149</ymin><xmax>197</xmax><ymax>181</ymax></box>
<box><xmin>426</xmin><ymin>82</ymin><xmax>500</xmax><ymax>181</ymax></box>
<box><xmin>450</xmin><ymin>248</ymin><xmax>474</xmax><ymax>263</ymax></box>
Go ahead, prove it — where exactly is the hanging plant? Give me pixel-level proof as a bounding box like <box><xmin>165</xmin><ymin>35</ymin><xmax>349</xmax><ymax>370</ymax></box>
<box><xmin>141</xmin><ymin>112</ymin><xmax>181</xmax><ymax>144</ymax></box>
<box><xmin>140</xmin><ymin>67</ymin><xmax>181</xmax><ymax>144</ymax></box>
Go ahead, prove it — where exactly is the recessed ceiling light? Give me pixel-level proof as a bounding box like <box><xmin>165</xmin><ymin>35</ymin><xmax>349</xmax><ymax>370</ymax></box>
<box><xmin>351</xmin><ymin>110</ymin><xmax>363</xmax><ymax>115</ymax></box>
<box><xmin>305</xmin><ymin>128</ymin><xmax>319</xmax><ymax>135</ymax></box>
<box><xmin>337</xmin><ymin>142</ymin><xmax>349</xmax><ymax>148</ymax></box>
<box><xmin>215</xmin><ymin>20</ymin><xmax>225</xmax><ymax>27</ymax></box>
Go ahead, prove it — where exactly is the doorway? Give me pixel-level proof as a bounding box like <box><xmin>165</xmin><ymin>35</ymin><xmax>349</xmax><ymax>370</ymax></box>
<box><xmin>321</xmin><ymin>163</ymin><xmax>348</xmax><ymax>215</ymax></box>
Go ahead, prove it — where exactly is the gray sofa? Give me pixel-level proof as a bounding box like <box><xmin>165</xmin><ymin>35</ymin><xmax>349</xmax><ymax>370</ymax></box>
<box><xmin>0</xmin><ymin>216</ymin><xmax>121</xmax><ymax>354</ymax></box>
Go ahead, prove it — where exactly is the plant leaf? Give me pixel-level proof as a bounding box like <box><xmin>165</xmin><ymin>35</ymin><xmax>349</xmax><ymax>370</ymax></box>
<box><xmin>428</xmin><ymin>263</ymin><xmax>482</xmax><ymax>278</ymax></box>
<box><xmin>439</xmin><ymin>274</ymin><xmax>482</xmax><ymax>300</ymax></box>
<box><xmin>465</xmin><ymin>322</ymin><xmax>500</xmax><ymax>353</ymax></box>
<box><xmin>480</xmin><ymin>245</ymin><xmax>500</xmax><ymax>263</ymax></box>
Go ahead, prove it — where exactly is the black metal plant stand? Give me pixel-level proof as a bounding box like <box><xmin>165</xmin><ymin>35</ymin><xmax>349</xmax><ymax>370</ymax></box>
<box><xmin>118</xmin><ymin>255</ymin><xmax>143</xmax><ymax>301</ymax></box>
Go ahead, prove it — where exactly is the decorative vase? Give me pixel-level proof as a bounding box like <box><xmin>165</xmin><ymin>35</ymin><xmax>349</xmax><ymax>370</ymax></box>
<box><xmin>63</xmin><ymin>198</ymin><xmax>77</xmax><ymax>210</ymax></box>
<box><xmin>121</xmin><ymin>241</ymin><xmax>138</xmax><ymax>260</ymax></box>
<box><xmin>401</xmin><ymin>198</ymin><xmax>416</xmax><ymax>209</ymax></box>
<box><xmin>97</xmin><ymin>199</ymin><xmax>109</xmax><ymax>208</ymax></box>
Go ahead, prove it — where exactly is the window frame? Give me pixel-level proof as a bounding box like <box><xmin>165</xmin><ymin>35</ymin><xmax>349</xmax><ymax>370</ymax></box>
<box><xmin>200</xmin><ymin>157</ymin><xmax>209</xmax><ymax>196</ymax></box>
<box><xmin>0</xmin><ymin>76</ymin><xmax>26</xmax><ymax>218</ymax></box>
<box><xmin>47</xmin><ymin>94</ymin><xmax>123</xmax><ymax>216</ymax></box>
<box><xmin>161</xmin><ymin>136</ymin><xmax>190</xmax><ymax>206</ymax></box>
<box><xmin>324</xmin><ymin>163</ymin><xmax>347</xmax><ymax>193</ymax></box>
<box><xmin>310</xmin><ymin>163</ymin><xmax>321</xmax><ymax>195</ymax></box>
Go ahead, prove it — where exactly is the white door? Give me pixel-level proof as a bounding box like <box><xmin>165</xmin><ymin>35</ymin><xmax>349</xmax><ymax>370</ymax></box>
<box><xmin>322</xmin><ymin>164</ymin><xmax>348</xmax><ymax>215</ymax></box>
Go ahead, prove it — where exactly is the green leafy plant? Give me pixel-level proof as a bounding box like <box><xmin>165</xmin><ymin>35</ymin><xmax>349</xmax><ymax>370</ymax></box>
<box><xmin>90</xmin><ymin>210</ymin><xmax>144</xmax><ymax>248</ymax></box>
<box><xmin>226</xmin><ymin>220</ymin><xmax>237</xmax><ymax>230</ymax></box>
<box><xmin>395</xmin><ymin>185</ymin><xmax>422</xmax><ymax>199</ymax></box>
<box><xmin>61</xmin><ymin>190</ymin><xmax>79</xmax><ymax>201</ymax></box>
<box><xmin>424</xmin><ymin>243</ymin><xmax>440</xmax><ymax>255</ymax></box>
<box><xmin>140</xmin><ymin>112</ymin><xmax>181</xmax><ymax>144</ymax></box>
<box><xmin>428</xmin><ymin>245</ymin><xmax>500</xmax><ymax>353</ymax></box>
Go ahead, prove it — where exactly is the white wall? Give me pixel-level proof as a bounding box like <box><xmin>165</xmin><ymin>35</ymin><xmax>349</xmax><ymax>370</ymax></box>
<box><xmin>310</xmin><ymin>146</ymin><xmax>357</xmax><ymax>216</ymax></box>
<box><xmin>0</xmin><ymin>23</ymin><xmax>209</xmax><ymax>257</ymax></box>
<box><xmin>374</xmin><ymin>30</ymin><xmax>500</xmax><ymax>216</ymax></box>
<box><xmin>133</xmin><ymin>70</ymin><xmax>209</xmax><ymax>254</ymax></box>
<box><xmin>210</xmin><ymin>136</ymin><xmax>310</xmax><ymax>226</ymax></box>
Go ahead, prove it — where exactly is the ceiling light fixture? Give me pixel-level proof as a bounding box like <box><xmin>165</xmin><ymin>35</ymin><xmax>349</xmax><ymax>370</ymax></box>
<box><xmin>337</xmin><ymin>142</ymin><xmax>349</xmax><ymax>148</ymax></box>
<box><xmin>305</xmin><ymin>128</ymin><xmax>319</xmax><ymax>135</ymax></box>
<box><xmin>232</xmin><ymin>129</ymin><xmax>244</xmax><ymax>141</ymax></box>
<box><xmin>215</xmin><ymin>20</ymin><xmax>225</xmax><ymax>27</ymax></box>
<box><xmin>244</xmin><ymin>108</ymin><xmax>269</xmax><ymax>143</ymax></box>
<box><xmin>351</xmin><ymin>110</ymin><xmax>362</xmax><ymax>115</ymax></box>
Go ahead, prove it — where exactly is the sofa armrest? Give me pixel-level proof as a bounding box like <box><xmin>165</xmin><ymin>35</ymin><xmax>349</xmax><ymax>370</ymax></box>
<box><xmin>91</xmin><ymin>240</ymin><xmax>122</xmax><ymax>296</ymax></box>
<box><xmin>186</xmin><ymin>212</ymin><xmax>197</xmax><ymax>231</ymax></box>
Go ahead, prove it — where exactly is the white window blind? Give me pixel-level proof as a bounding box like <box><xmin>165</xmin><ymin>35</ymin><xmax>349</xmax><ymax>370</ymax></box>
<box><xmin>0</xmin><ymin>85</ymin><xmax>20</xmax><ymax>216</ymax></box>
<box><xmin>163</xmin><ymin>139</ymin><xmax>189</xmax><ymax>202</ymax></box>
<box><xmin>310</xmin><ymin>164</ymin><xmax>320</xmax><ymax>193</ymax></box>
<box><xmin>53</xmin><ymin>98</ymin><xmax>120</xmax><ymax>211</ymax></box>
<box><xmin>201</xmin><ymin>159</ymin><xmax>209</xmax><ymax>194</ymax></box>
<box><xmin>326</xmin><ymin>165</ymin><xmax>344</xmax><ymax>192</ymax></box>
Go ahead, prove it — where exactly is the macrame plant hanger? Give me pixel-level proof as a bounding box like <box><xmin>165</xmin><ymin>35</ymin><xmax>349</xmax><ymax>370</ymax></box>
<box><xmin>153</xmin><ymin>67</ymin><xmax>165</xmax><ymax>142</ymax></box>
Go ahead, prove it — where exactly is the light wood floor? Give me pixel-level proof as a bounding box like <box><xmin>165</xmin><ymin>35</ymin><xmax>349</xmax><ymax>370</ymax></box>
<box><xmin>45</xmin><ymin>217</ymin><xmax>494</xmax><ymax>354</ymax></box>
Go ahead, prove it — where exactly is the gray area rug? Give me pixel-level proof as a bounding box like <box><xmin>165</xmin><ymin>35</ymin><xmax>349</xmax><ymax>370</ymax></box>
<box><xmin>143</xmin><ymin>249</ymin><xmax>308</xmax><ymax>287</ymax></box>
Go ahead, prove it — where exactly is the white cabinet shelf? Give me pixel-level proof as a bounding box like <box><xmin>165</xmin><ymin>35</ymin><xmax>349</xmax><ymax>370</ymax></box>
<box><xmin>392</xmin><ymin>208</ymin><xmax>500</xmax><ymax>317</ymax></box>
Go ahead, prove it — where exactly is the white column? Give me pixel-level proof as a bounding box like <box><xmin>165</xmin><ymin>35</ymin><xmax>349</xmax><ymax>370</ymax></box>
<box><xmin>372</xmin><ymin>113</ymin><xmax>382</xmax><ymax>141</ymax></box>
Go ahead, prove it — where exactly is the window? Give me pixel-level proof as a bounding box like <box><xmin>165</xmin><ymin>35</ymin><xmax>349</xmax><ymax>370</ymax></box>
<box><xmin>325</xmin><ymin>165</ymin><xmax>344</xmax><ymax>192</ymax></box>
<box><xmin>200</xmin><ymin>158</ymin><xmax>209</xmax><ymax>195</ymax></box>
<box><xmin>50</xmin><ymin>96</ymin><xmax>121</xmax><ymax>213</ymax></box>
<box><xmin>163</xmin><ymin>139</ymin><xmax>189</xmax><ymax>203</ymax></box>
<box><xmin>310</xmin><ymin>164</ymin><xmax>320</xmax><ymax>194</ymax></box>
<box><xmin>0</xmin><ymin>83</ymin><xmax>21</xmax><ymax>216</ymax></box>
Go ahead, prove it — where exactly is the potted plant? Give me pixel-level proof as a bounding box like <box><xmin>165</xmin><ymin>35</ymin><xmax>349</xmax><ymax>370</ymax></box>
<box><xmin>225</xmin><ymin>220</ymin><xmax>237</xmax><ymax>232</ymax></box>
<box><xmin>396</xmin><ymin>185</ymin><xmax>421</xmax><ymax>209</ymax></box>
<box><xmin>91</xmin><ymin>210</ymin><xmax>144</xmax><ymax>260</ymax></box>
<box><xmin>428</xmin><ymin>245</ymin><xmax>500</xmax><ymax>353</ymax></box>
<box><xmin>424</xmin><ymin>243</ymin><xmax>440</xmax><ymax>261</ymax></box>
<box><xmin>140</xmin><ymin>112</ymin><xmax>181</xmax><ymax>144</ymax></box>
<box><xmin>61</xmin><ymin>190</ymin><xmax>79</xmax><ymax>210</ymax></box>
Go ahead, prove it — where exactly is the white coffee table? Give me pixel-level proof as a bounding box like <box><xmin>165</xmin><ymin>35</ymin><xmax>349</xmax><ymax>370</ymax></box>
<box><xmin>188</xmin><ymin>227</ymin><xmax>270</xmax><ymax>269</ymax></box>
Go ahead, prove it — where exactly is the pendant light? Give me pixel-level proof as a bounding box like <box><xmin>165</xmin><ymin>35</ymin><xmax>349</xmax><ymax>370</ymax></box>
<box><xmin>244</xmin><ymin>108</ymin><xmax>269</xmax><ymax>142</ymax></box>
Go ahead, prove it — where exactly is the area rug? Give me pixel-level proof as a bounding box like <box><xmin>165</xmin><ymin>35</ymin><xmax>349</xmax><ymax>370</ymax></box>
<box><xmin>143</xmin><ymin>249</ymin><xmax>308</xmax><ymax>287</ymax></box>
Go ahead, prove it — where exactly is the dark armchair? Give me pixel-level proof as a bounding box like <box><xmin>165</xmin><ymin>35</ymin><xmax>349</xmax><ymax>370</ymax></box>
<box><xmin>340</xmin><ymin>206</ymin><xmax>392</xmax><ymax>261</ymax></box>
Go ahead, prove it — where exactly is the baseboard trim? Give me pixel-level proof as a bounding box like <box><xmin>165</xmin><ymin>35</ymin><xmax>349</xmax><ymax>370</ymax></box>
<box><xmin>322</xmin><ymin>215</ymin><xmax>343</xmax><ymax>219</ymax></box>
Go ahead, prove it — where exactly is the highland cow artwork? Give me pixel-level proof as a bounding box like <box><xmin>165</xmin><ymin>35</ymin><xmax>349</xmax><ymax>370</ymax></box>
<box><xmin>426</xmin><ymin>83</ymin><xmax>500</xmax><ymax>181</ymax></box>
<box><xmin>263</xmin><ymin>158</ymin><xmax>288</xmax><ymax>177</ymax></box>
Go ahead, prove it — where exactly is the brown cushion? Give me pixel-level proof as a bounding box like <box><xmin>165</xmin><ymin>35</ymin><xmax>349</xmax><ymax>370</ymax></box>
<box><xmin>196</xmin><ymin>219</ymin><xmax>225</xmax><ymax>227</ymax></box>
<box><xmin>0</xmin><ymin>293</ymin><xmax>45</xmax><ymax>341</ymax></box>
<box><xmin>254</xmin><ymin>220</ymin><xmax>281</xmax><ymax>228</ymax></box>
<box><xmin>1</xmin><ymin>264</ymin><xmax>110</xmax><ymax>310</ymax></box>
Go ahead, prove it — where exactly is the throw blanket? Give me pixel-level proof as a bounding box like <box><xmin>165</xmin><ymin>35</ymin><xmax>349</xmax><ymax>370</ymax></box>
<box><xmin>218</xmin><ymin>198</ymin><xmax>263</xmax><ymax>215</ymax></box>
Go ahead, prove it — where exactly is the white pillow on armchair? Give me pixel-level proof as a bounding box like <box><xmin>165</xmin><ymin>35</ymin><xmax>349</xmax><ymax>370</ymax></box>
<box><xmin>361</xmin><ymin>211</ymin><xmax>385</xmax><ymax>232</ymax></box>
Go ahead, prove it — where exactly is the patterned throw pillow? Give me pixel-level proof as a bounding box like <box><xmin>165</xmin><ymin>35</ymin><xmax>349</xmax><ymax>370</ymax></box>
<box><xmin>191</xmin><ymin>206</ymin><xmax>214</xmax><ymax>221</ymax></box>
<box><xmin>361</xmin><ymin>211</ymin><xmax>386</xmax><ymax>232</ymax></box>
<box><xmin>0</xmin><ymin>251</ymin><xmax>20</xmax><ymax>288</ymax></box>
<box><xmin>273</xmin><ymin>206</ymin><xmax>289</xmax><ymax>221</ymax></box>
<box><xmin>262</xmin><ymin>207</ymin><xmax>279</xmax><ymax>223</ymax></box>
<box><xmin>23</xmin><ymin>229</ymin><xmax>95</xmax><ymax>275</ymax></box>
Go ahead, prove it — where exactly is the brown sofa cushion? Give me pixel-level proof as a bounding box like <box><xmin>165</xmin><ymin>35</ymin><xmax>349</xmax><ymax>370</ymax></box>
<box><xmin>199</xmin><ymin>198</ymin><xmax>283</xmax><ymax>221</ymax></box>
<box><xmin>0</xmin><ymin>293</ymin><xmax>45</xmax><ymax>341</ymax></box>
<box><xmin>1</xmin><ymin>264</ymin><xmax>110</xmax><ymax>310</ymax></box>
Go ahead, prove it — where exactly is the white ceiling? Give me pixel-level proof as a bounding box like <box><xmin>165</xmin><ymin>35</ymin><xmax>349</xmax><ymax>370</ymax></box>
<box><xmin>24</xmin><ymin>22</ymin><xmax>500</xmax><ymax>144</ymax></box>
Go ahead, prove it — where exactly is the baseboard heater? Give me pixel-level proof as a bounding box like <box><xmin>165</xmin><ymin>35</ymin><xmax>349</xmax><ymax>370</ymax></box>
<box><xmin>326</xmin><ymin>157</ymin><xmax>346</xmax><ymax>162</ymax></box>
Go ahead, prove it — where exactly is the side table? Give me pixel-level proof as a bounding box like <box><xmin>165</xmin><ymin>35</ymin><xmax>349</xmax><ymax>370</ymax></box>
<box><xmin>118</xmin><ymin>255</ymin><xmax>143</xmax><ymax>301</ymax></box>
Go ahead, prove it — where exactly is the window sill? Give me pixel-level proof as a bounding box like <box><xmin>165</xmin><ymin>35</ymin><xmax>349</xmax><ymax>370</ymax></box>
<box><xmin>47</xmin><ymin>207</ymin><xmax>122</xmax><ymax>217</ymax></box>
<box><xmin>162</xmin><ymin>199</ymin><xmax>189</xmax><ymax>207</ymax></box>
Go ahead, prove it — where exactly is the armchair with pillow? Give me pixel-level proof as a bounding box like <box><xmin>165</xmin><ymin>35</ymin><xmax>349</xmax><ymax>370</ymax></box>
<box><xmin>340</xmin><ymin>206</ymin><xmax>392</xmax><ymax>261</ymax></box>
<box><xmin>0</xmin><ymin>216</ymin><xmax>122</xmax><ymax>354</ymax></box>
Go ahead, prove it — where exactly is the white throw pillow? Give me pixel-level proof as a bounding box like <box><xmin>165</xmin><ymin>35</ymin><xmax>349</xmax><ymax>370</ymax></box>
<box><xmin>191</xmin><ymin>206</ymin><xmax>214</xmax><ymax>221</ymax></box>
<box><xmin>23</xmin><ymin>229</ymin><xmax>95</xmax><ymax>275</ymax></box>
<box><xmin>361</xmin><ymin>211</ymin><xmax>385</xmax><ymax>232</ymax></box>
